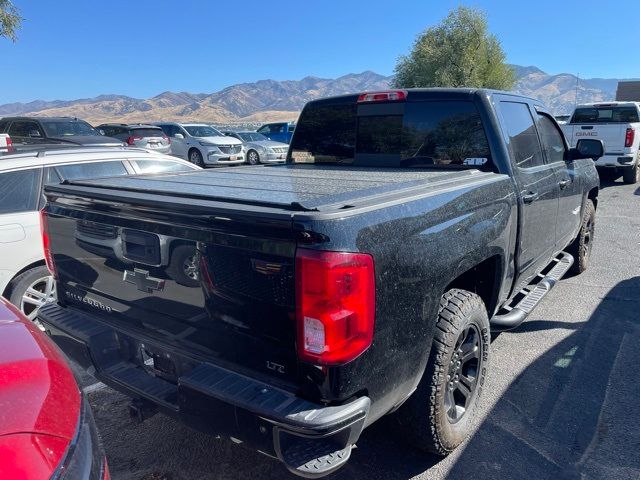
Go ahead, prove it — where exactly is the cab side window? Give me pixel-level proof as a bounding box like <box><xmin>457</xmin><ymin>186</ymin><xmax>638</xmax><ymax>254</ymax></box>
<box><xmin>0</xmin><ymin>168</ymin><xmax>42</xmax><ymax>214</ymax></box>
<box><xmin>500</xmin><ymin>102</ymin><xmax>545</xmax><ymax>169</ymax></box>
<box><xmin>8</xmin><ymin>121</ymin><xmax>44</xmax><ymax>139</ymax></box>
<box><xmin>536</xmin><ymin>114</ymin><xmax>566</xmax><ymax>164</ymax></box>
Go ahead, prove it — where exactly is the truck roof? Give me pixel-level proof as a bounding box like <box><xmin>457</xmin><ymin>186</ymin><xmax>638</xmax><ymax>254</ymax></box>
<box><xmin>574</xmin><ymin>101</ymin><xmax>640</xmax><ymax>108</ymax></box>
<box><xmin>303</xmin><ymin>88</ymin><xmax>539</xmax><ymax>105</ymax></box>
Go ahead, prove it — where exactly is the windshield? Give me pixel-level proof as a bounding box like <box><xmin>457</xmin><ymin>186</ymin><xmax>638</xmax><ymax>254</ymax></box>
<box><xmin>570</xmin><ymin>106</ymin><xmax>639</xmax><ymax>123</ymax></box>
<box><xmin>42</xmin><ymin>120</ymin><xmax>100</xmax><ymax>137</ymax></box>
<box><xmin>184</xmin><ymin>125</ymin><xmax>223</xmax><ymax>137</ymax></box>
<box><xmin>238</xmin><ymin>132</ymin><xmax>269</xmax><ymax>142</ymax></box>
<box><xmin>289</xmin><ymin>100</ymin><xmax>494</xmax><ymax>170</ymax></box>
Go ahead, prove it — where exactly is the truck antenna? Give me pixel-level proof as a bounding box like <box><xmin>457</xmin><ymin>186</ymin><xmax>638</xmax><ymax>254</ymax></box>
<box><xmin>574</xmin><ymin>73</ymin><xmax>580</xmax><ymax>109</ymax></box>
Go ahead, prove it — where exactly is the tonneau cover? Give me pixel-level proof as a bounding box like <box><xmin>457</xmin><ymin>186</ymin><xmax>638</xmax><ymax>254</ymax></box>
<box><xmin>48</xmin><ymin>164</ymin><xmax>490</xmax><ymax>212</ymax></box>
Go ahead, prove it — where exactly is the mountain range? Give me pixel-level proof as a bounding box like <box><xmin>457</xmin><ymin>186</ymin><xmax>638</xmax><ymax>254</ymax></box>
<box><xmin>0</xmin><ymin>66</ymin><xmax>634</xmax><ymax>126</ymax></box>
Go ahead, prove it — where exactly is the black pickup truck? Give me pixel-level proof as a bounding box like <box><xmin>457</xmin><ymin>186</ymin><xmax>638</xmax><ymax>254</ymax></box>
<box><xmin>39</xmin><ymin>89</ymin><xmax>602</xmax><ymax>477</ymax></box>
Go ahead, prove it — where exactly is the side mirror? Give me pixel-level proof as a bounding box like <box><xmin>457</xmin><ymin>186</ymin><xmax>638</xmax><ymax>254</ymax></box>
<box><xmin>568</xmin><ymin>139</ymin><xmax>604</xmax><ymax>161</ymax></box>
<box><xmin>174</xmin><ymin>133</ymin><xmax>184</xmax><ymax>140</ymax></box>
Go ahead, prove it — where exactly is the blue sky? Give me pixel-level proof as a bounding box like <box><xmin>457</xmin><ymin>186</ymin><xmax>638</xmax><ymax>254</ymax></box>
<box><xmin>0</xmin><ymin>0</ymin><xmax>638</xmax><ymax>103</ymax></box>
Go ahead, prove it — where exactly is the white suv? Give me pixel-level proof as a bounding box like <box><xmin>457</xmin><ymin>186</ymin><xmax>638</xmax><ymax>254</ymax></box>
<box><xmin>155</xmin><ymin>122</ymin><xmax>244</xmax><ymax>167</ymax></box>
<box><xmin>0</xmin><ymin>147</ymin><xmax>199</xmax><ymax>325</ymax></box>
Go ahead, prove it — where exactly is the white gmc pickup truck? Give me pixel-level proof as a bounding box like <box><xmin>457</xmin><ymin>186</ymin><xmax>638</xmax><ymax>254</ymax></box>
<box><xmin>562</xmin><ymin>102</ymin><xmax>640</xmax><ymax>184</ymax></box>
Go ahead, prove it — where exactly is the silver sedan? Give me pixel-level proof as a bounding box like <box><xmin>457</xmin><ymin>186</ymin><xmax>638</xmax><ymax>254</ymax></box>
<box><xmin>222</xmin><ymin>131</ymin><xmax>288</xmax><ymax>164</ymax></box>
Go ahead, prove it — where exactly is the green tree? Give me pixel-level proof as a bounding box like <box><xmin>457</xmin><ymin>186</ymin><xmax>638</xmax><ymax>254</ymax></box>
<box><xmin>393</xmin><ymin>7</ymin><xmax>515</xmax><ymax>90</ymax></box>
<box><xmin>0</xmin><ymin>0</ymin><xmax>22</xmax><ymax>41</ymax></box>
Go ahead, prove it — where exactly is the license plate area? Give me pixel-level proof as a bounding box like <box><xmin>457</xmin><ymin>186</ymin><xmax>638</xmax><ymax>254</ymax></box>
<box><xmin>140</xmin><ymin>343</ymin><xmax>179</xmax><ymax>382</ymax></box>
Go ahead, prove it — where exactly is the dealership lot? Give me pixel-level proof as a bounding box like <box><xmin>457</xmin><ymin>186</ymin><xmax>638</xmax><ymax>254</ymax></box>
<box><xmin>81</xmin><ymin>176</ymin><xmax>640</xmax><ymax>480</ymax></box>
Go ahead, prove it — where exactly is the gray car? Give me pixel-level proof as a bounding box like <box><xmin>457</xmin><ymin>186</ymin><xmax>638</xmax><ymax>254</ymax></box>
<box><xmin>97</xmin><ymin>124</ymin><xmax>171</xmax><ymax>154</ymax></box>
<box><xmin>222</xmin><ymin>131</ymin><xmax>288</xmax><ymax>164</ymax></box>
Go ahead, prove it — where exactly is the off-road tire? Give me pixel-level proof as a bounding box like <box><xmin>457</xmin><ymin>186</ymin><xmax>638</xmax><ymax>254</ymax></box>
<box><xmin>394</xmin><ymin>289</ymin><xmax>490</xmax><ymax>456</ymax></box>
<box><xmin>166</xmin><ymin>245</ymin><xmax>200</xmax><ymax>288</ymax></box>
<box><xmin>622</xmin><ymin>162</ymin><xmax>639</xmax><ymax>184</ymax></box>
<box><xmin>567</xmin><ymin>199</ymin><xmax>596</xmax><ymax>274</ymax></box>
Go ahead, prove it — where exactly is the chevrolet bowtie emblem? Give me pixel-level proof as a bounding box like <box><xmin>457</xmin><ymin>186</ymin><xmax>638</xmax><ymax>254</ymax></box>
<box><xmin>123</xmin><ymin>268</ymin><xmax>165</xmax><ymax>293</ymax></box>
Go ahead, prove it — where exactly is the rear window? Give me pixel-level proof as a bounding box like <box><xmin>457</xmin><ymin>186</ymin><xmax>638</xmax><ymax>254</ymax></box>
<box><xmin>131</xmin><ymin>128</ymin><xmax>164</xmax><ymax>138</ymax></box>
<box><xmin>56</xmin><ymin>161</ymin><xmax>128</xmax><ymax>180</ymax></box>
<box><xmin>290</xmin><ymin>100</ymin><xmax>493</xmax><ymax>170</ymax></box>
<box><xmin>570</xmin><ymin>106</ymin><xmax>639</xmax><ymax>124</ymax></box>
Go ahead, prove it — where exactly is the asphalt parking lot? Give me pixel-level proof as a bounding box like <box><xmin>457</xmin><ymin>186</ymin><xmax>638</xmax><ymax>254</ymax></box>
<box><xmin>82</xmin><ymin>175</ymin><xmax>640</xmax><ymax>480</ymax></box>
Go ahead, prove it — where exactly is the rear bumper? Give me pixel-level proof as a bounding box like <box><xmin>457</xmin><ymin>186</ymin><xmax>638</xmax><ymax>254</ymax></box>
<box><xmin>38</xmin><ymin>303</ymin><xmax>369</xmax><ymax>478</ymax></box>
<box><xmin>594</xmin><ymin>153</ymin><xmax>637</xmax><ymax>168</ymax></box>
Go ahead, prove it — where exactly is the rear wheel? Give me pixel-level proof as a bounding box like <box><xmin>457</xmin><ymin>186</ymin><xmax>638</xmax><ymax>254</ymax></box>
<box><xmin>188</xmin><ymin>148</ymin><xmax>204</xmax><ymax>167</ymax></box>
<box><xmin>8</xmin><ymin>266</ymin><xmax>56</xmax><ymax>330</ymax></box>
<box><xmin>567</xmin><ymin>199</ymin><xmax>596</xmax><ymax>274</ymax></box>
<box><xmin>247</xmin><ymin>149</ymin><xmax>260</xmax><ymax>165</ymax></box>
<box><xmin>166</xmin><ymin>245</ymin><xmax>200</xmax><ymax>287</ymax></box>
<box><xmin>394</xmin><ymin>289</ymin><xmax>490</xmax><ymax>455</ymax></box>
<box><xmin>622</xmin><ymin>162</ymin><xmax>639</xmax><ymax>184</ymax></box>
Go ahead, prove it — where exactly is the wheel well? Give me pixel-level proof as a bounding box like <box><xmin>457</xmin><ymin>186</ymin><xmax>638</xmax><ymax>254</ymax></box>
<box><xmin>445</xmin><ymin>256</ymin><xmax>501</xmax><ymax>315</ymax></box>
<box><xmin>2</xmin><ymin>260</ymin><xmax>46</xmax><ymax>297</ymax></box>
<box><xmin>588</xmin><ymin>187</ymin><xmax>598</xmax><ymax>209</ymax></box>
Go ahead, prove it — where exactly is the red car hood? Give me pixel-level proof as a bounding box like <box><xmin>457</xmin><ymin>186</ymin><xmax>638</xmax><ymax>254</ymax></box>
<box><xmin>0</xmin><ymin>300</ymin><xmax>80</xmax><ymax>440</ymax></box>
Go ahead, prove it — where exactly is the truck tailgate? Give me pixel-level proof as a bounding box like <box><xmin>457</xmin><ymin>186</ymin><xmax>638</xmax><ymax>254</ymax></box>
<box><xmin>44</xmin><ymin>187</ymin><xmax>300</xmax><ymax>387</ymax></box>
<box><xmin>563</xmin><ymin>123</ymin><xmax>627</xmax><ymax>154</ymax></box>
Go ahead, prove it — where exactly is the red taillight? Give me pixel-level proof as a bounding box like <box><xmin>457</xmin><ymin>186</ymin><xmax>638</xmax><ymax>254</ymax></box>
<box><xmin>163</xmin><ymin>133</ymin><xmax>171</xmax><ymax>144</ymax></box>
<box><xmin>357</xmin><ymin>90</ymin><xmax>407</xmax><ymax>103</ymax></box>
<box><xmin>625</xmin><ymin>128</ymin><xmax>634</xmax><ymax>148</ymax></box>
<box><xmin>40</xmin><ymin>210</ymin><xmax>56</xmax><ymax>278</ymax></box>
<box><xmin>6</xmin><ymin>136</ymin><xmax>13</xmax><ymax>153</ymax></box>
<box><xmin>126</xmin><ymin>136</ymin><xmax>142</xmax><ymax>145</ymax></box>
<box><xmin>295</xmin><ymin>249</ymin><xmax>375</xmax><ymax>365</ymax></box>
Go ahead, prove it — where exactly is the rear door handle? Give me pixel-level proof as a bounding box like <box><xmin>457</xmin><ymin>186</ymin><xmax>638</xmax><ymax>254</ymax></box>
<box><xmin>522</xmin><ymin>192</ymin><xmax>539</xmax><ymax>204</ymax></box>
<box><xmin>559</xmin><ymin>179</ymin><xmax>570</xmax><ymax>189</ymax></box>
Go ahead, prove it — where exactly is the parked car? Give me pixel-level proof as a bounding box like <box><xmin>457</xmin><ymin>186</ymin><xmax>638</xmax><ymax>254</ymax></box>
<box><xmin>0</xmin><ymin>116</ymin><xmax>124</xmax><ymax>147</ymax></box>
<box><xmin>0</xmin><ymin>297</ymin><xmax>109</xmax><ymax>479</ymax></box>
<box><xmin>39</xmin><ymin>89</ymin><xmax>602</xmax><ymax>478</ymax></box>
<box><xmin>562</xmin><ymin>101</ymin><xmax>640</xmax><ymax>183</ymax></box>
<box><xmin>0</xmin><ymin>147</ymin><xmax>199</xmax><ymax>326</ymax></box>
<box><xmin>0</xmin><ymin>133</ymin><xmax>12</xmax><ymax>153</ymax></box>
<box><xmin>154</xmin><ymin>122</ymin><xmax>244</xmax><ymax>167</ymax></box>
<box><xmin>96</xmin><ymin>123</ymin><xmax>171</xmax><ymax>154</ymax></box>
<box><xmin>222</xmin><ymin>131</ymin><xmax>288</xmax><ymax>164</ymax></box>
<box><xmin>554</xmin><ymin>114</ymin><xmax>570</xmax><ymax>125</ymax></box>
<box><xmin>256</xmin><ymin>121</ymin><xmax>295</xmax><ymax>144</ymax></box>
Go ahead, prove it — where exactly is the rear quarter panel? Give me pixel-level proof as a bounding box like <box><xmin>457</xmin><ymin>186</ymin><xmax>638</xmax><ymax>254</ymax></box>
<box><xmin>293</xmin><ymin>174</ymin><xmax>517</xmax><ymax>423</ymax></box>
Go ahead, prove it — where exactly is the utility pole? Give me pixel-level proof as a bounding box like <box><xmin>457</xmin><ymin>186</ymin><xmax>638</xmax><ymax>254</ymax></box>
<box><xmin>574</xmin><ymin>73</ymin><xmax>580</xmax><ymax>109</ymax></box>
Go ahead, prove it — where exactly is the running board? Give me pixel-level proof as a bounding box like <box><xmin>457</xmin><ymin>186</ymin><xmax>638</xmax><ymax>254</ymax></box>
<box><xmin>491</xmin><ymin>252</ymin><xmax>574</xmax><ymax>332</ymax></box>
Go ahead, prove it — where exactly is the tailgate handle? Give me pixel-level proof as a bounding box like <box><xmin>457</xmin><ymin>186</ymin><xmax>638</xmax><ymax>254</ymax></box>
<box><xmin>581</xmin><ymin>126</ymin><xmax>593</xmax><ymax>130</ymax></box>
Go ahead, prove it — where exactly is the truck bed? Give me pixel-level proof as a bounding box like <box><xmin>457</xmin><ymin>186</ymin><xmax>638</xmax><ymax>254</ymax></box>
<box><xmin>47</xmin><ymin>163</ymin><xmax>499</xmax><ymax>214</ymax></box>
